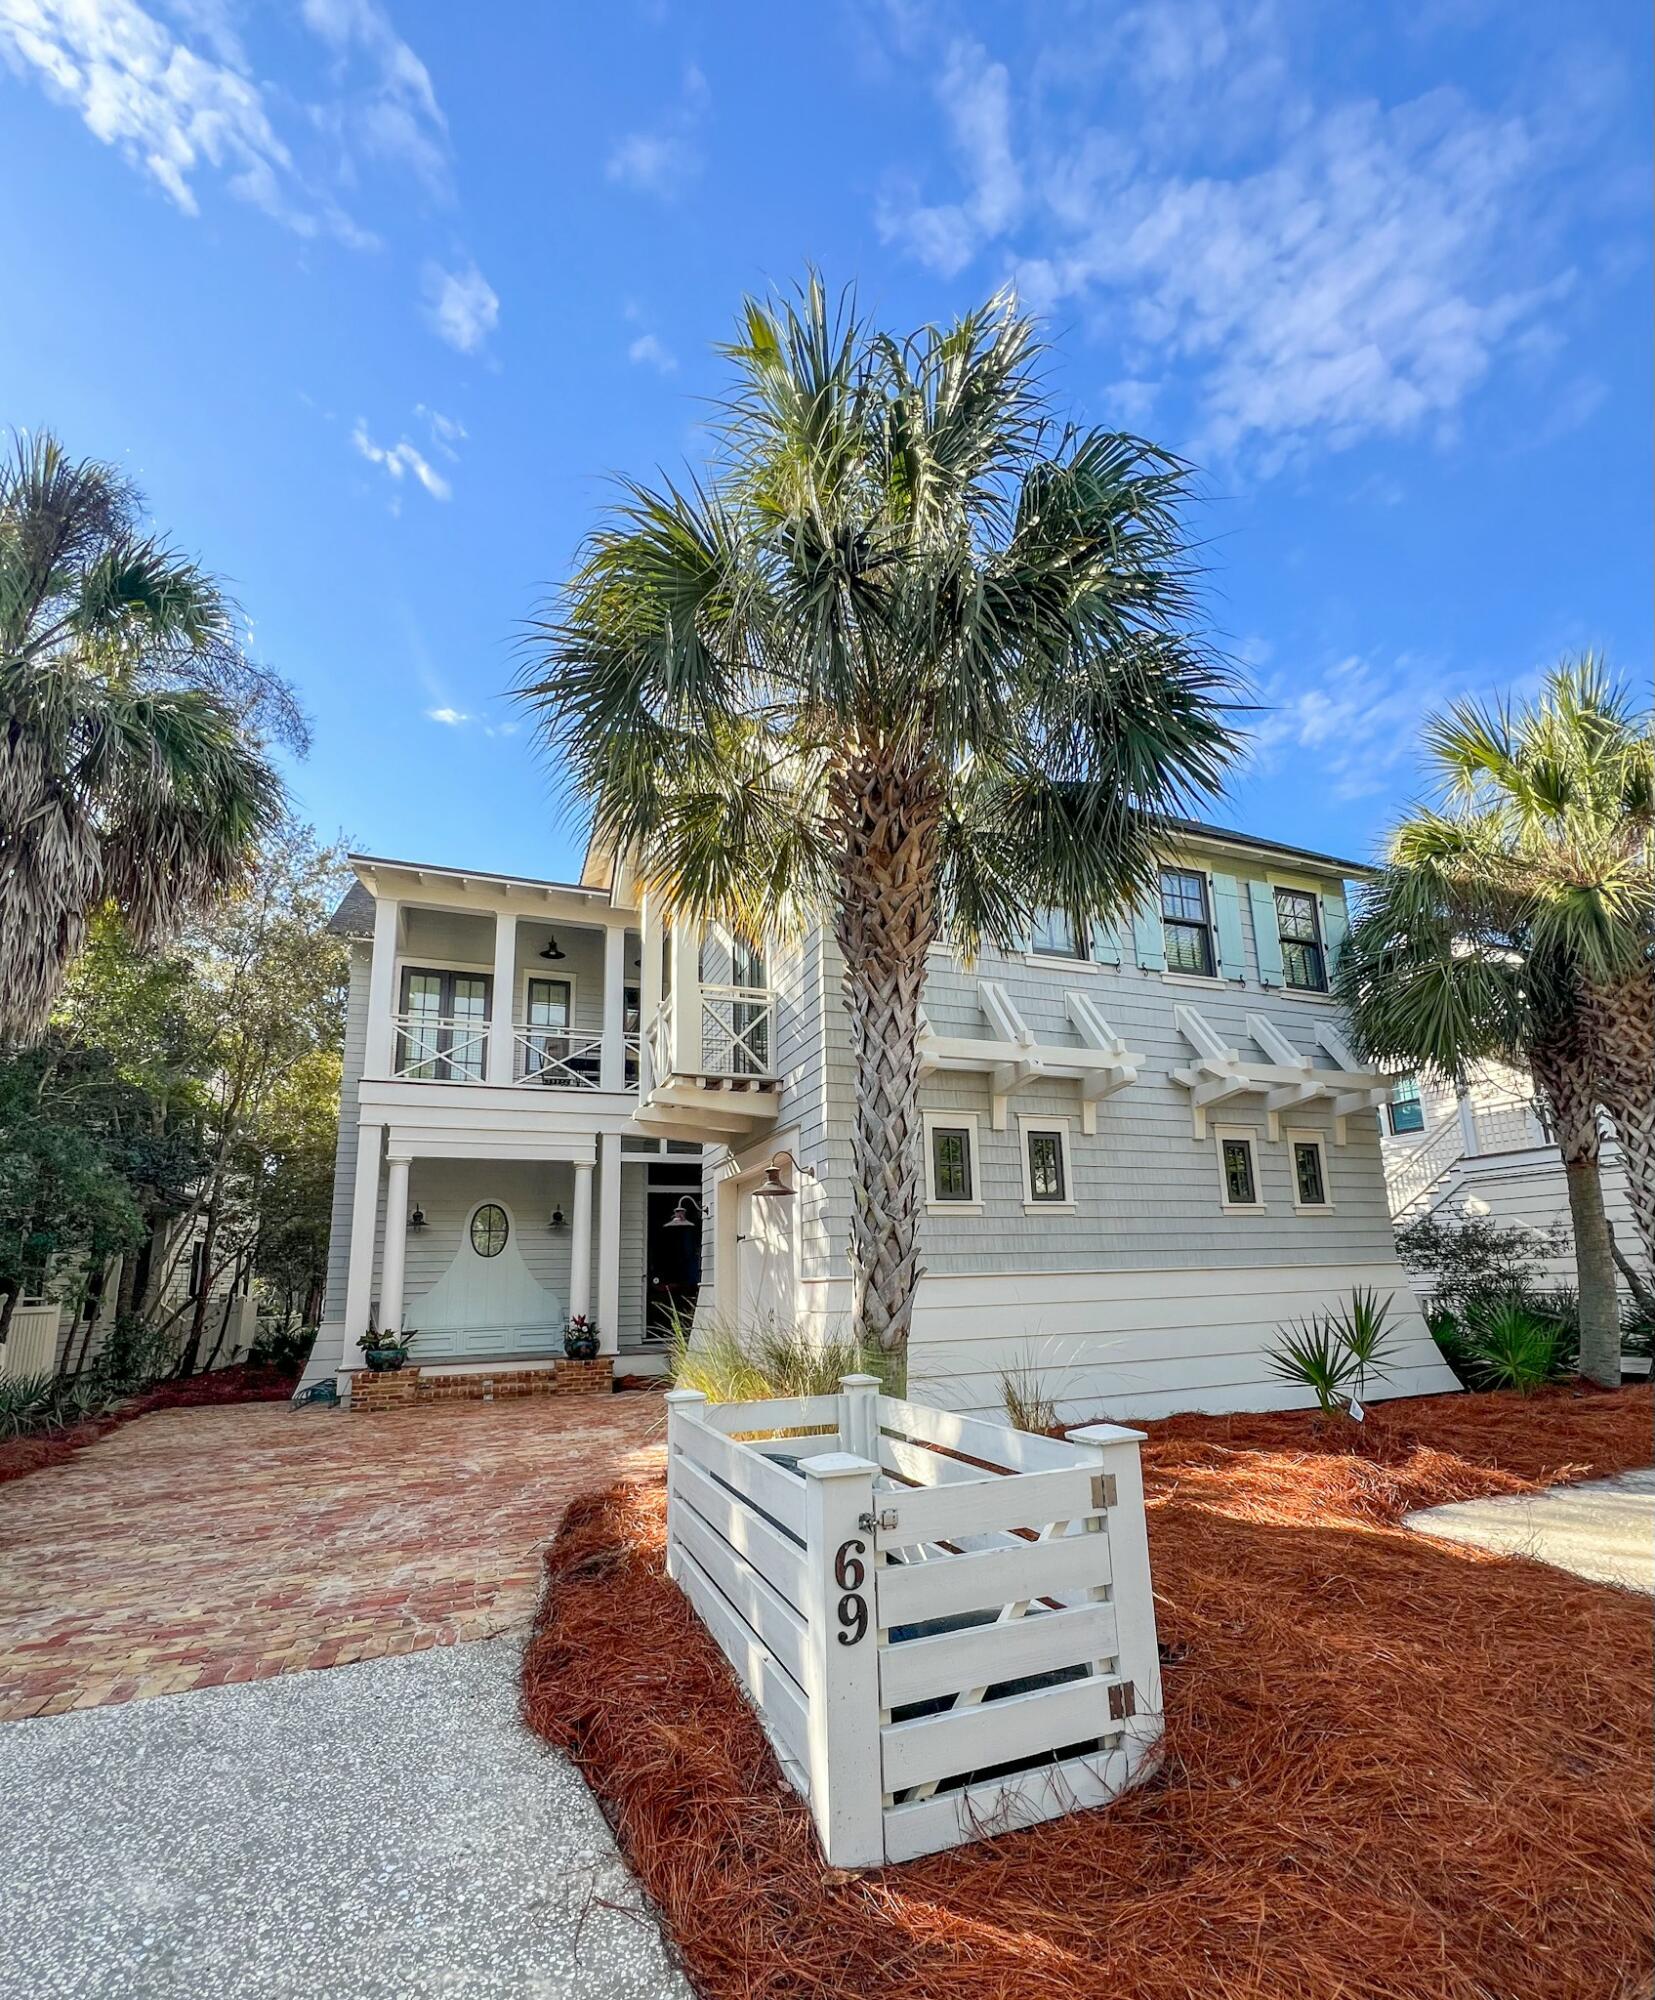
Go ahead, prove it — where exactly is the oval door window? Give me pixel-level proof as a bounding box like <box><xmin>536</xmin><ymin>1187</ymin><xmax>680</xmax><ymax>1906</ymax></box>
<box><xmin>469</xmin><ymin>1203</ymin><xmax>509</xmax><ymax>1258</ymax></box>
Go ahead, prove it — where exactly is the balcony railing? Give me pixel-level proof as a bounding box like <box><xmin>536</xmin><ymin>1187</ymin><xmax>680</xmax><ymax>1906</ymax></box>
<box><xmin>391</xmin><ymin>1011</ymin><xmax>488</xmax><ymax>1083</ymax></box>
<box><xmin>647</xmin><ymin>985</ymin><xmax>777</xmax><ymax>1083</ymax></box>
<box><xmin>387</xmin><ymin>1014</ymin><xmax>638</xmax><ymax>1088</ymax></box>
<box><xmin>513</xmin><ymin>1027</ymin><xmax>605</xmax><ymax>1089</ymax></box>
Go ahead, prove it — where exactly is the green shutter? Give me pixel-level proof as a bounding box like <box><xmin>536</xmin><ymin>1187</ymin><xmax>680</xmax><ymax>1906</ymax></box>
<box><xmin>1320</xmin><ymin>890</ymin><xmax>1349</xmax><ymax>976</ymax></box>
<box><xmin>1130</xmin><ymin>896</ymin><xmax>1166</xmax><ymax>971</ymax></box>
<box><xmin>1211</xmin><ymin>874</ymin><xmax>1245</xmax><ymax>980</ymax></box>
<box><xmin>1247</xmin><ymin>879</ymin><xmax>1284</xmax><ymax>986</ymax></box>
<box><xmin>1089</xmin><ymin>917</ymin><xmax>1122</xmax><ymax>965</ymax></box>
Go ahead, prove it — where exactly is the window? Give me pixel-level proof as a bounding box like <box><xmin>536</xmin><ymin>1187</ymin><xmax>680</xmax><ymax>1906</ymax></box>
<box><xmin>1019</xmin><ymin>1118</ymin><xmax>1074</xmax><ymax>1207</ymax></box>
<box><xmin>469</xmin><ymin>1203</ymin><xmax>509</xmax><ymax>1257</ymax></box>
<box><xmin>1214</xmin><ymin>1126</ymin><xmax>1262</xmax><ymax>1210</ymax></box>
<box><xmin>1160</xmin><ymin>869</ymin><xmax>1215</xmax><ymax>977</ymax></box>
<box><xmin>1289</xmin><ymin>1132</ymin><xmax>1331</xmax><ymax>1210</ymax></box>
<box><xmin>397</xmin><ymin>966</ymin><xmax>491</xmax><ymax>1081</ymax></box>
<box><xmin>1029</xmin><ymin>908</ymin><xmax>1085</xmax><ymax>960</ymax></box>
<box><xmin>520</xmin><ymin>975</ymin><xmax>578</xmax><ymax>1082</ymax></box>
<box><xmin>923</xmin><ymin>1111</ymin><xmax>980</xmax><ymax>1208</ymax></box>
<box><xmin>1388</xmin><ymin>1077</ymin><xmax>1425</xmax><ymax>1135</ymax></box>
<box><xmin>1274</xmin><ymin>889</ymin><xmax>1326</xmax><ymax>991</ymax></box>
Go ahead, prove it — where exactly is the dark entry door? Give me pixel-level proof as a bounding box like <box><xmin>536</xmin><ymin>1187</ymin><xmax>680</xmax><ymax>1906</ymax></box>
<box><xmin>645</xmin><ymin>1191</ymin><xmax>702</xmax><ymax>1342</ymax></box>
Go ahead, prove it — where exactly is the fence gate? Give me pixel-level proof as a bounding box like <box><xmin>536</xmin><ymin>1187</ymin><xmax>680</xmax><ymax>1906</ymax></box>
<box><xmin>665</xmin><ymin>1375</ymin><xmax>1162</xmax><ymax>1867</ymax></box>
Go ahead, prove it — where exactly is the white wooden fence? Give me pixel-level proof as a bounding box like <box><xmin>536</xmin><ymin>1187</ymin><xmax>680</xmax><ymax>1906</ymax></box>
<box><xmin>664</xmin><ymin>1374</ymin><xmax>1162</xmax><ymax>1867</ymax></box>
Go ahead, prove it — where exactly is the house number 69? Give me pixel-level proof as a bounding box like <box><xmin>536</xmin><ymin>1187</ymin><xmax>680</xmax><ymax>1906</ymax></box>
<box><xmin>833</xmin><ymin>1537</ymin><xmax>868</xmax><ymax>1646</ymax></box>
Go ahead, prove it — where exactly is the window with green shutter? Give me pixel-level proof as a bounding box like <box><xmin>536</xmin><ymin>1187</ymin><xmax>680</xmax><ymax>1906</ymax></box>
<box><xmin>1274</xmin><ymin>889</ymin><xmax>1327</xmax><ymax>991</ymax></box>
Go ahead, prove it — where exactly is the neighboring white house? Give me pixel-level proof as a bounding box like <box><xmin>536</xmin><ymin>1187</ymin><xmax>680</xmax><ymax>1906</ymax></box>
<box><xmin>1382</xmin><ymin>1062</ymin><xmax>1640</xmax><ymax>1293</ymax></box>
<box><xmin>311</xmin><ymin>818</ymin><xmax>1458</xmax><ymax>1418</ymax></box>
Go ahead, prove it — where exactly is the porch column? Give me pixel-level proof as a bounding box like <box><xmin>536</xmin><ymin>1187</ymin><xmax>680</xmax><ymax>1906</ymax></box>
<box><xmin>362</xmin><ymin>896</ymin><xmax>400</xmax><ymax>1077</ymax></box>
<box><xmin>596</xmin><ymin>1133</ymin><xmax>623</xmax><ymax>1355</ymax></box>
<box><xmin>1456</xmin><ymin>1085</ymin><xmax>1479</xmax><ymax>1158</ymax></box>
<box><xmin>379</xmin><ymin>1153</ymin><xmax>412</xmax><ymax>1335</ymax></box>
<box><xmin>669</xmin><ymin>920</ymin><xmax>702</xmax><ymax>1075</ymax></box>
<box><xmin>639</xmin><ymin>890</ymin><xmax>663</xmax><ymax>1093</ymax></box>
<box><xmin>487</xmin><ymin>909</ymin><xmax>518</xmax><ymax>1085</ymax></box>
<box><xmin>600</xmin><ymin>922</ymin><xmax>628</xmax><ymax>1091</ymax></box>
<box><xmin>338</xmin><ymin>1123</ymin><xmax>385</xmax><ymax>1375</ymax></box>
<box><xmin>568</xmin><ymin>1158</ymin><xmax>595</xmax><ymax>1324</ymax></box>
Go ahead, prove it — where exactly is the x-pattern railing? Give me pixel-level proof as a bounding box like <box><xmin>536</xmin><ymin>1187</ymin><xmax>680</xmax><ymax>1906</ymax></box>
<box><xmin>700</xmin><ymin>984</ymin><xmax>775</xmax><ymax>1077</ymax></box>
<box><xmin>391</xmin><ymin>1011</ymin><xmax>488</xmax><ymax>1083</ymax></box>
<box><xmin>514</xmin><ymin>1026</ymin><xmax>605</xmax><ymax>1089</ymax></box>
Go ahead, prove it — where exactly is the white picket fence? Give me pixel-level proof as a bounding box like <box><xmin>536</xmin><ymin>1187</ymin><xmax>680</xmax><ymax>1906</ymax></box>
<box><xmin>664</xmin><ymin>1374</ymin><xmax>1162</xmax><ymax>1867</ymax></box>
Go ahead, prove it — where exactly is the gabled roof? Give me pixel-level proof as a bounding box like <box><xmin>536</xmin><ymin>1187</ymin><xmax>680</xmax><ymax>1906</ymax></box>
<box><xmin>326</xmin><ymin>881</ymin><xmax>376</xmax><ymax>937</ymax></box>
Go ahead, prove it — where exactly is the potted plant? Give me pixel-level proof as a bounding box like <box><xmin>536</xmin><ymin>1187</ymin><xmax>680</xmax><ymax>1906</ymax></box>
<box><xmin>563</xmin><ymin>1315</ymin><xmax>600</xmax><ymax>1361</ymax></box>
<box><xmin>357</xmin><ymin>1328</ymin><xmax>416</xmax><ymax>1373</ymax></box>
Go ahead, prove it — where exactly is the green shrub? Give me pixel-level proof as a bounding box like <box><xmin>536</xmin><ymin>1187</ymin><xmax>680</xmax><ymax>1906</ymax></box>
<box><xmin>0</xmin><ymin>1370</ymin><xmax>119</xmax><ymax>1439</ymax></box>
<box><xmin>250</xmin><ymin>1317</ymin><xmax>316</xmax><ymax>1373</ymax></box>
<box><xmin>1269</xmin><ymin>1287</ymin><xmax>1400</xmax><ymax>1415</ymax></box>
<box><xmin>668</xmin><ymin>1313</ymin><xmax>903</xmax><ymax>1403</ymax></box>
<box><xmin>1459</xmin><ymin>1301</ymin><xmax>1569</xmax><ymax>1394</ymax></box>
<box><xmin>88</xmin><ymin>1313</ymin><xmax>177</xmax><ymax>1397</ymax></box>
<box><xmin>1394</xmin><ymin>1213</ymin><xmax>1568</xmax><ymax>1314</ymax></box>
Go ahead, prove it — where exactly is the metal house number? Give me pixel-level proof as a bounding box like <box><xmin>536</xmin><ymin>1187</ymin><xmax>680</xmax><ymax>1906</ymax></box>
<box><xmin>833</xmin><ymin>1537</ymin><xmax>868</xmax><ymax>1647</ymax></box>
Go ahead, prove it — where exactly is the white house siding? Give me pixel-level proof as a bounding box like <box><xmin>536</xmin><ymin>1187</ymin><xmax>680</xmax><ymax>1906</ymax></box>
<box><xmin>320</xmin><ymin>942</ymin><xmax>372</xmax><ymax>1333</ymax></box>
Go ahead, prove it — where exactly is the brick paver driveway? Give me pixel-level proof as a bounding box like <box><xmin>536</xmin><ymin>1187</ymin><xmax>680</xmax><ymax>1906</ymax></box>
<box><xmin>0</xmin><ymin>1396</ymin><xmax>665</xmax><ymax>1720</ymax></box>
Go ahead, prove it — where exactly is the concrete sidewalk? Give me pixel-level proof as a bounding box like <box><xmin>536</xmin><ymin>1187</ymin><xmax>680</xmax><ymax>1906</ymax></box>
<box><xmin>1406</xmin><ymin>1467</ymin><xmax>1655</xmax><ymax>1593</ymax></box>
<box><xmin>0</xmin><ymin>1636</ymin><xmax>690</xmax><ymax>2000</ymax></box>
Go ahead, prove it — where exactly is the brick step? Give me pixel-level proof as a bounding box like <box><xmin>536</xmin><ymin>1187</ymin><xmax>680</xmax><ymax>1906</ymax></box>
<box><xmin>349</xmin><ymin>1359</ymin><xmax>613</xmax><ymax>1412</ymax></box>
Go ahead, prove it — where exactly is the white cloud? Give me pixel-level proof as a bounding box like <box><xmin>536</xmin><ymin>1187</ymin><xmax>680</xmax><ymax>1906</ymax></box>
<box><xmin>870</xmin><ymin>8</ymin><xmax>1602</xmax><ymax>467</ymax></box>
<box><xmin>0</xmin><ymin>0</ymin><xmax>450</xmax><ymax>235</ymax></box>
<box><xmin>627</xmin><ymin>332</ymin><xmax>676</xmax><ymax>374</ymax></box>
<box><xmin>1249</xmin><ymin>651</ymin><xmax>1486</xmax><ymax>804</ymax></box>
<box><xmin>414</xmin><ymin>402</ymin><xmax>466</xmax><ymax>455</ymax></box>
<box><xmin>876</xmin><ymin>39</ymin><xmax>1020</xmax><ymax>276</ymax></box>
<box><xmin>607</xmin><ymin>62</ymin><xmax>709</xmax><ymax>198</ymax></box>
<box><xmin>351</xmin><ymin>420</ymin><xmax>451</xmax><ymax>500</ymax></box>
<box><xmin>1107</xmin><ymin>378</ymin><xmax>1160</xmax><ymax>427</ymax></box>
<box><xmin>425</xmin><ymin>705</ymin><xmax>469</xmax><ymax>725</ymax></box>
<box><xmin>421</xmin><ymin>259</ymin><xmax>498</xmax><ymax>353</ymax></box>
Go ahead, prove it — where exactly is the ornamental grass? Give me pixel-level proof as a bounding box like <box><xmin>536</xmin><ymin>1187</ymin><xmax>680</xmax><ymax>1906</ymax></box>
<box><xmin>522</xmin><ymin>1385</ymin><xmax>1653</xmax><ymax>2000</ymax></box>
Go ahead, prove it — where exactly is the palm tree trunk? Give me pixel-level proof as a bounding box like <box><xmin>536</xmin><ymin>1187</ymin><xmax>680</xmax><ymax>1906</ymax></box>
<box><xmin>1581</xmin><ymin>968</ymin><xmax>1655</xmax><ymax>1271</ymax></box>
<box><xmin>831</xmin><ymin>751</ymin><xmax>941</xmax><ymax>1356</ymax></box>
<box><xmin>1531</xmin><ymin>1027</ymin><xmax>1620</xmax><ymax>1389</ymax></box>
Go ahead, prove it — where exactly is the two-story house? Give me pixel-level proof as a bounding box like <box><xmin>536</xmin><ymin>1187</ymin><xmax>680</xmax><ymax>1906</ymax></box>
<box><xmin>311</xmin><ymin>819</ymin><xmax>1456</xmax><ymax>1418</ymax></box>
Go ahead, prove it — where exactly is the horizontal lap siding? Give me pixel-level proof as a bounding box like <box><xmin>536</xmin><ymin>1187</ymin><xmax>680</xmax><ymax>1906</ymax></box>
<box><xmin>321</xmin><ymin>944</ymin><xmax>372</xmax><ymax>1327</ymax></box>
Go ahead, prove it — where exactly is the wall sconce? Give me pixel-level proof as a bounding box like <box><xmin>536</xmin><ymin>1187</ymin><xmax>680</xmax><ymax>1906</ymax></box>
<box><xmin>751</xmin><ymin>1150</ymin><xmax>801</xmax><ymax>1200</ymax></box>
<box><xmin>548</xmin><ymin>1204</ymin><xmax>566</xmax><ymax>1229</ymax></box>
<box><xmin>409</xmin><ymin>1205</ymin><xmax>426</xmax><ymax>1231</ymax></box>
<box><xmin>663</xmin><ymin>1196</ymin><xmax>702</xmax><ymax>1230</ymax></box>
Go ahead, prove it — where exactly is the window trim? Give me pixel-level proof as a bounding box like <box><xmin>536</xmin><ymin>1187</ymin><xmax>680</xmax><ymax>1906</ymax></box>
<box><xmin>1286</xmin><ymin>1128</ymin><xmax>1334</xmax><ymax>1212</ymax></box>
<box><xmin>922</xmin><ymin>1110</ymin><xmax>982</xmax><ymax>1212</ymax></box>
<box><xmin>1387</xmin><ymin>1078</ymin><xmax>1426</xmax><ymax>1135</ymax></box>
<box><xmin>1018</xmin><ymin>1116</ymin><xmax>1076</xmax><ymax>1211</ymax></box>
<box><xmin>1213</xmin><ymin>1123</ymin><xmax>1265</xmax><ymax>1213</ymax></box>
<box><xmin>1028</xmin><ymin>908</ymin><xmax>1089</xmax><ymax>962</ymax></box>
<box><xmin>1273</xmin><ymin>886</ymin><xmax>1328</xmax><ymax>994</ymax></box>
<box><xmin>1159</xmin><ymin>866</ymin><xmax>1217</xmax><ymax>979</ymax></box>
<box><xmin>468</xmin><ymin>1200</ymin><xmax>511</xmax><ymax>1258</ymax></box>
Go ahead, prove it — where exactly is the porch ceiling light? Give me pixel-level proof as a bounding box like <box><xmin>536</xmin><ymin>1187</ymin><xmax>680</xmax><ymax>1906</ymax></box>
<box><xmin>539</xmin><ymin>933</ymin><xmax>567</xmax><ymax>961</ymax></box>
<box><xmin>664</xmin><ymin>1196</ymin><xmax>702</xmax><ymax>1229</ymax></box>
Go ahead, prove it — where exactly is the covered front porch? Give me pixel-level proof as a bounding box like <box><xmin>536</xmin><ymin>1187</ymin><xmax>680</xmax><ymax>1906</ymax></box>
<box><xmin>334</xmin><ymin>1126</ymin><xmax>706</xmax><ymax>1389</ymax></box>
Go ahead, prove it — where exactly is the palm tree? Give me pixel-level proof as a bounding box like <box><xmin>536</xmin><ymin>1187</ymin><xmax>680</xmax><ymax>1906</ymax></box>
<box><xmin>0</xmin><ymin>434</ymin><xmax>294</xmax><ymax>1043</ymax></box>
<box><xmin>523</xmin><ymin>279</ymin><xmax>1240</xmax><ymax>1355</ymax></box>
<box><xmin>1338</xmin><ymin>659</ymin><xmax>1654</xmax><ymax>1388</ymax></box>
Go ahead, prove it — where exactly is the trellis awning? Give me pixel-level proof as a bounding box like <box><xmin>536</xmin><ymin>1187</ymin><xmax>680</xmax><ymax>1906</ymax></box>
<box><xmin>917</xmin><ymin>981</ymin><xmax>1144</xmax><ymax>1134</ymax></box>
<box><xmin>1170</xmin><ymin>1005</ymin><xmax>1394</xmax><ymax>1141</ymax></box>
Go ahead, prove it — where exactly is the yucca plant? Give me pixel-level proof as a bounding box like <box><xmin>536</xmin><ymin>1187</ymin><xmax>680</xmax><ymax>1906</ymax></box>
<box><xmin>1460</xmin><ymin>1301</ymin><xmax>1569</xmax><ymax>1395</ymax></box>
<box><xmin>1267</xmin><ymin>1315</ymin><xmax>1355</xmax><ymax>1416</ymax></box>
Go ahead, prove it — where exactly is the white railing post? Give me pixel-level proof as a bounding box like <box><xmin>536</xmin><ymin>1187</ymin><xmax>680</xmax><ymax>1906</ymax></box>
<box><xmin>798</xmin><ymin>1450</ymin><xmax>884</xmax><ymax>1869</ymax></box>
<box><xmin>600</xmin><ymin>921</ymin><xmax>627</xmax><ymax>1092</ymax></box>
<box><xmin>670</xmin><ymin>922</ymin><xmax>702</xmax><ymax>1076</ymax></box>
<box><xmin>662</xmin><ymin>1388</ymin><xmax>707</xmax><ymax>1581</ymax></box>
<box><xmin>1068</xmin><ymin>1422</ymin><xmax>1162</xmax><ymax>1769</ymax></box>
<box><xmin>363</xmin><ymin>895</ymin><xmax>400</xmax><ymax>1077</ymax></box>
<box><xmin>487</xmin><ymin>910</ymin><xmax>517</xmax><ymax>1084</ymax></box>
<box><xmin>838</xmin><ymin>1373</ymin><xmax>881</xmax><ymax>1464</ymax></box>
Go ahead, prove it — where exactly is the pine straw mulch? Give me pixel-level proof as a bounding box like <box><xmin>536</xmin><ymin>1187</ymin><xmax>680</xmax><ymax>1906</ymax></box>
<box><xmin>522</xmin><ymin>1384</ymin><xmax>1655</xmax><ymax>2000</ymax></box>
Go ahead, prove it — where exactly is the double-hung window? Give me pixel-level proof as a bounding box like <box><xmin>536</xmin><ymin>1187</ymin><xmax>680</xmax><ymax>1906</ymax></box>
<box><xmin>1160</xmin><ymin>868</ymin><xmax>1215</xmax><ymax>977</ymax></box>
<box><xmin>924</xmin><ymin>1112</ymin><xmax>978</xmax><ymax>1208</ymax></box>
<box><xmin>1020</xmin><ymin>1118</ymin><xmax>1074</xmax><ymax>1209</ymax></box>
<box><xmin>1275</xmin><ymin>889</ymin><xmax>1327</xmax><ymax>991</ymax></box>
<box><xmin>1387</xmin><ymin>1076</ymin><xmax>1425</xmax><ymax>1135</ymax></box>
<box><xmin>1029</xmin><ymin>908</ymin><xmax>1086</xmax><ymax>960</ymax></box>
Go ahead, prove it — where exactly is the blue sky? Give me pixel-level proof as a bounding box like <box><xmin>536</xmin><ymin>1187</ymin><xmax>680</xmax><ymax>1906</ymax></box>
<box><xmin>1</xmin><ymin>0</ymin><xmax>1649</xmax><ymax>880</ymax></box>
